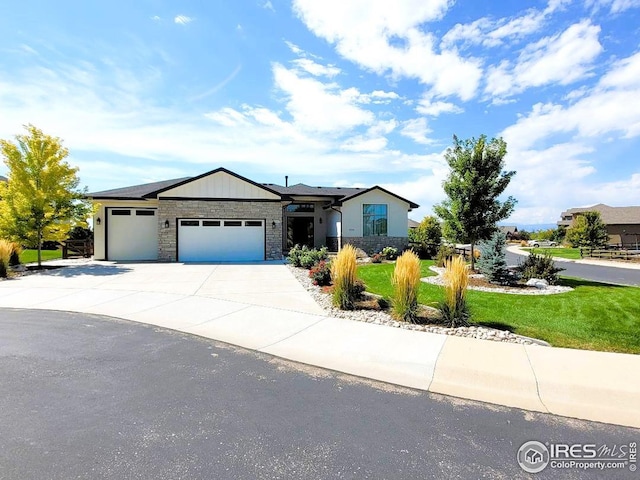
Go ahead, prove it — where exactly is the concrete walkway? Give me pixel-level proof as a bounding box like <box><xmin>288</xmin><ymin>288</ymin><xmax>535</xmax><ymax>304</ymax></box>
<box><xmin>1</xmin><ymin>260</ymin><xmax>639</xmax><ymax>429</ymax></box>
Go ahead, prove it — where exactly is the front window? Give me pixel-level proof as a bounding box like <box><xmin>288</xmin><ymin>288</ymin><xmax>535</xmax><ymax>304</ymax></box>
<box><xmin>363</xmin><ymin>204</ymin><xmax>387</xmax><ymax>236</ymax></box>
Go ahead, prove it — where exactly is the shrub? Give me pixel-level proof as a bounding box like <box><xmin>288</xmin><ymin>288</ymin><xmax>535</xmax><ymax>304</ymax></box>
<box><xmin>0</xmin><ymin>239</ymin><xmax>12</xmax><ymax>278</ymax></box>
<box><xmin>331</xmin><ymin>244</ymin><xmax>358</xmax><ymax>310</ymax></box>
<box><xmin>477</xmin><ymin>232</ymin><xmax>511</xmax><ymax>285</ymax></box>
<box><xmin>287</xmin><ymin>245</ymin><xmax>328</xmax><ymax>269</ymax></box>
<box><xmin>382</xmin><ymin>246</ymin><xmax>399</xmax><ymax>260</ymax></box>
<box><xmin>439</xmin><ymin>255</ymin><xmax>470</xmax><ymax>327</ymax></box>
<box><xmin>371</xmin><ymin>253</ymin><xmax>383</xmax><ymax>263</ymax></box>
<box><xmin>377</xmin><ymin>297</ymin><xmax>390</xmax><ymax>310</ymax></box>
<box><xmin>8</xmin><ymin>242</ymin><xmax>21</xmax><ymax>266</ymax></box>
<box><xmin>408</xmin><ymin>216</ymin><xmax>442</xmax><ymax>258</ymax></box>
<box><xmin>435</xmin><ymin>244</ymin><xmax>456</xmax><ymax>267</ymax></box>
<box><xmin>391</xmin><ymin>250</ymin><xmax>422</xmax><ymax>323</ymax></box>
<box><xmin>309</xmin><ymin>260</ymin><xmax>332</xmax><ymax>286</ymax></box>
<box><xmin>516</xmin><ymin>252</ymin><xmax>564</xmax><ymax>285</ymax></box>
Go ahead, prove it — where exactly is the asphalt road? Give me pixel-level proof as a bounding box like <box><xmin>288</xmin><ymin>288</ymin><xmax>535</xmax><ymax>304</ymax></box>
<box><xmin>506</xmin><ymin>251</ymin><xmax>640</xmax><ymax>286</ymax></box>
<box><xmin>1</xmin><ymin>309</ymin><xmax>638</xmax><ymax>480</ymax></box>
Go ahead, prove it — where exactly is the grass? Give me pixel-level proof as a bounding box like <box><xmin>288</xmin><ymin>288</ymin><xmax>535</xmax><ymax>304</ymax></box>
<box><xmin>19</xmin><ymin>249</ymin><xmax>63</xmax><ymax>264</ymax></box>
<box><xmin>521</xmin><ymin>247</ymin><xmax>582</xmax><ymax>260</ymax></box>
<box><xmin>357</xmin><ymin>260</ymin><xmax>640</xmax><ymax>354</ymax></box>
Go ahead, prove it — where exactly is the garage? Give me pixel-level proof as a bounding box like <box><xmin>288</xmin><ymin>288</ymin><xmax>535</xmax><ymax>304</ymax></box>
<box><xmin>178</xmin><ymin>219</ymin><xmax>265</xmax><ymax>262</ymax></box>
<box><xmin>107</xmin><ymin>208</ymin><xmax>158</xmax><ymax>261</ymax></box>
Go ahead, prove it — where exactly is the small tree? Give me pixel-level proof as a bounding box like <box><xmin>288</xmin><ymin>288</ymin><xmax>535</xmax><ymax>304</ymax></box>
<box><xmin>0</xmin><ymin>125</ymin><xmax>91</xmax><ymax>267</ymax></box>
<box><xmin>434</xmin><ymin>135</ymin><xmax>517</xmax><ymax>271</ymax></box>
<box><xmin>565</xmin><ymin>211</ymin><xmax>608</xmax><ymax>249</ymax></box>
<box><xmin>477</xmin><ymin>231</ymin><xmax>511</xmax><ymax>285</ymax></box>
<box><xmin>408</xmin><ymin>216</ymin><xmax>442</xmax><ymax>258</ymax></box>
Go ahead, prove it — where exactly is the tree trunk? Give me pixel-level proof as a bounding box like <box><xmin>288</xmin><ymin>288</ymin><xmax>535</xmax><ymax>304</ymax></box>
<box><xmin>37</xmin><ymin>228</ymin><xmax>42</xmax><ymax>268</ymax></box>
<box><xmin>470</xmin><ymin>240</ymin><xmax>475</xmax><ymax>271</ymax></box>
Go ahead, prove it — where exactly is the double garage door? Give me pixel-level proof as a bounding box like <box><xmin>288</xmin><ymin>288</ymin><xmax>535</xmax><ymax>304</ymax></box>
<box><xmin>178</xmin><ymin>219</ymin><xmax>265</xmax><ymax>262</ymax></box>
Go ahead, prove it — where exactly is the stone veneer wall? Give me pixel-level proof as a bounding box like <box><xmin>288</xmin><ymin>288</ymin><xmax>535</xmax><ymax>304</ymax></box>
<box><xmin>330</xmin><ymin>236</ymin><xmax>408</xmax><ymax>255</ymax></box>
<box><xmin>157</xmin><ymin>199</ymin><xmax>283</xmax><ymax>261</ymax></box>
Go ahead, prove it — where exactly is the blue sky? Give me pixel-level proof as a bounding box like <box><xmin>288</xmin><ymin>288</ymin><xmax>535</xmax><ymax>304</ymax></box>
<box><xmin>1</xmin><ymin>0</ymin><xmax>639</xmax><ymax>225</ymax></box>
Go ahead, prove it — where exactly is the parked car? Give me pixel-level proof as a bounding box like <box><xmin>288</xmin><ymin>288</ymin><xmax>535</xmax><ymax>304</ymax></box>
<box><xmin>527</xmin><ymin>239</ymin><xmax>557</xmax><ymax>248</ymax></box>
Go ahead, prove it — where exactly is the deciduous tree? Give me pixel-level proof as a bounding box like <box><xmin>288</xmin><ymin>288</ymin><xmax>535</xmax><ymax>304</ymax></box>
<box><xmin>0</xmin><ymin>125</ymin><xmax>90</xmax><ymax>267</ymax></box>
<box><xmin>434</xmin><ymin>135</ymin><xmax>517</xmax><ymax>270</ymax></box>
<box><xmin>565</xmin><ymin>211</ymin><xmax>609</xmax><ymax>249</ymax></box>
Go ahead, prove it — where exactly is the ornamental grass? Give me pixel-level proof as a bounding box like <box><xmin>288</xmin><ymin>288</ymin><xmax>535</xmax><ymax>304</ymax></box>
<box><xmin>391</xmin><ymin>250</ymin><xmax>422</xmax><ymax>323</ymax></box>
<box><xmin>440</xmin><ymin>254</ymin><xmax>470</xmax><ymax>327</ymax></box>
<box><xmin>0</xmin><ymin>239</ymin><xmax>13</xmax><ymax>278</ymax></box>
<box><xmin>331</xmin><ymin>244</ymin><xmax>358</xmax><ymax>310</ymax></box>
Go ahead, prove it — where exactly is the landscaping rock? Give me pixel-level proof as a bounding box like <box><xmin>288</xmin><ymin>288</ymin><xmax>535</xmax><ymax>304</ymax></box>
<box><xmin>525</xmin><ymin>278</ymin><xmax>549</xmax><ymax>289</ymax></box>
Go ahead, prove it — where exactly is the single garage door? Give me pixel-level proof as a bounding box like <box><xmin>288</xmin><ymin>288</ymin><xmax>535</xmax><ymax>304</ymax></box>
<box><xmin>178</xmin><ymin>219</ymin><xmax>265</xmax><ymax>262</ymax></box>
<box><xmin>107</xmin><ymin>208</ymin><xmax>158</xmax><ymax>261</ymax></box>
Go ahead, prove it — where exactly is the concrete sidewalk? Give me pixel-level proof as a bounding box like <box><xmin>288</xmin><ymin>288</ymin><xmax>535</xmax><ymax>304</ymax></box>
<box><xmin>1</xmin><ymin>261</ymin><xmax>639</xmax><ymax>429</ymax></box>
<box><xmin>508</xmin><ymin>245</ymin><xmax>640</xmax><ymax>269</ymax></box>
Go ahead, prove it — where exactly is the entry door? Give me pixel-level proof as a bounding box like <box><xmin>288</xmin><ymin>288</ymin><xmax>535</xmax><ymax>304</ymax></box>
<box><xmin>287</xmin><ymin>217</ymin><xmax>314</xmax><ymax>249</ymax></box>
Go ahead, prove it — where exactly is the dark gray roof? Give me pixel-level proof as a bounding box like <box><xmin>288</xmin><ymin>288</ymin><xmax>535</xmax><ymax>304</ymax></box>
<box><xmin>88</xmin><ymin>172</ymin><xmax>419</xmax><ymax>209</ymax></box>
<box><xmin>263</xmin><ymin>182</ymin><xmax>364</xmax><ymax>197</ymax></box>
<box><xmin>89</xmin><ymin>177</ymin><xmax>191</xmax><ymax>199</ymax></box>
<box><xmin>0</xmin><ymin>175</ymin><xmax>7</xmax><ymax>182</ymax></box>
<box><xmin>560</xmin><ymin>204</ymin><xmax>640</xmax><ymax>225</ymax></box>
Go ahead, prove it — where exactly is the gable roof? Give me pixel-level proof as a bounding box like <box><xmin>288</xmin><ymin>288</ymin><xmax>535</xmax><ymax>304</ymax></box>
<box><xmin>87</xmin><ymin>168</ymin><xmax>419</xmax><ymax>209</ymax></box>
<box><xmin>560</xmin><ymin>204</ymin><xmax>640</xmax><ymax>225</ymax></box>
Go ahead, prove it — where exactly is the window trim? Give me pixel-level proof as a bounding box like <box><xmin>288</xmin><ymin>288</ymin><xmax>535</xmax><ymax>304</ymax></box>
<box><xmin>362</xmin><ymin>203</ymin><xmax>388</xmax><ymax>237</ymax></box>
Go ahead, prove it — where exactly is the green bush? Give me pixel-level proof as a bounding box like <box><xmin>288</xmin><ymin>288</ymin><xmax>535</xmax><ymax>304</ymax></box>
<box><xmin>287</xmin><ymin>245</ymin><xmax>328</xmax><ymax>269</ymax></box>
<box><xmin>382</xmin><ymin>246</ymin><xmax>399</xmax><ymax>260</ymax></box>
<box><xmin>408</xmin><ymin>216</ymin><xmax>442</xmax><ymax>258</ymax></box>
<box><xmin>309</xmin><ymin>260</ymin><xmax>332</xmax><ymax>286</ymax></box>
<box><xmin>516</xmin><ymin>252</ymin><xmax>564</xmax><ymax>285</ymax></box>
<box><xmin>435</xmin><ymin>244</ymin><xmax>456</xmax><ymax>267</ymax></box>
<box><xmin>477</xmin><ymin>232</ymin><xmax>512</xmax><ymax>285</ymax></box>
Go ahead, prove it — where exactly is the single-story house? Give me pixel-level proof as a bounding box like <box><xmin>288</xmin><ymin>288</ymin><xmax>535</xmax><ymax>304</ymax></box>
<box><xmin>558</xmin><ymin>203</ymin><xmax>640</xmax><ymax>247</ymax></box>
<box><xmin>88</xmin><ymin>167</ymin><xmax>419</xmax><ymax>262</ymax></box>
<box><xmin>408</xmin><ymin>218</ymin><xmax>420</xmax><ymax>229</ymax></box>
<box><xmin>0</xmin><ymin>175</ymin><xmax>7</xmax><ymax>182</ymax></box>
<box><xmin>498</xmin><ymin>225</ymin><xmax>518</xmax><ymax>240</ymax></box>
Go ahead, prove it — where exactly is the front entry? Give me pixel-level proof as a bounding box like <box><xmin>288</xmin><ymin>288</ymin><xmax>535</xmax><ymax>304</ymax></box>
<box><xmin>287</xmin><ymin>217</ymin><xmax>314</xmax><ymax>249</ymax></box>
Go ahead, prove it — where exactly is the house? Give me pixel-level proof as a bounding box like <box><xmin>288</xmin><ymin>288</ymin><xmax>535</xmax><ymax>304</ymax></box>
<box><xmin>558</xmin><ymin>203</ymin><xmax>640</xmax><ymax>247</ymax></box>
<box><xmin>498</xmin><ymin>225</ymin><xmax>518</xmax><ymax>240</ymax></box>
<box><xmin>88</xmin><ymin>167</ymin><xmax>419</xmax><ymax>262</ymax></box>
<box><xmin>0</xmin><ymin>175</ymin><xmax>6</xmax><ymax>183</ymax></box>
<box><xmin>408</xmin><ymin>218</ymin><xmax>420</xmax><ymax>229</ymax></box>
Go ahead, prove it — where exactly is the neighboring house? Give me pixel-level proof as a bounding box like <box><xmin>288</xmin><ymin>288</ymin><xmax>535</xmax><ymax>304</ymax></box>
<box><xmin>558</xmin><ymin>203</ymin><xmax>640</xmax><ymax>247</ymax></box>
<box><xmin>88</xmin><ymin>167</ymin><xmax>419</xmax><ymax>262</ymax></box>
<box><xmin>498</xmin><ymin>225</ymin><xmax>518</xmax><ymax>240</ymax></box>
<box><xmin>0</xmin><ymin>175</ymin><xmax>6</xmax><ymax>183</ymax></box>
<box><xmin>408</xmin><ymin>218</ymin><xmax>420</xmax><ymax>230</ymax></box>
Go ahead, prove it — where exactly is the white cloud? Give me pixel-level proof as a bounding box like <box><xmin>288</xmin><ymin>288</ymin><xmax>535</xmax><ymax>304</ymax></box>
<box><xmin>292</xmin><ymin>0</ymin><xmax>483</xmax><ymax>101</ymax></box>
<box><xmin>262</xmin><ymin>1</ymin><xmax>275</xmax><ymax>12</ymax></box>
<box><xmin>284</xmin><ymin>41</ymin><xmax>304</xmax><ymax>55</ymax></box>
<box><xmin>174</xmin><ymin>15</ymin><xmax>193</xmax><ymax>25</ymax></box>
<box><xmin>416</xmin><ymin>96</ymin><xmax>463</xmax><ymax>116</ymax></box>
<box><xmin>151</xmin><ymin>15</ymin><xmax>161</xmax><ymax>22</ymax></box>
<box><xmin>400</xmin><ymin>118</ymin><xmax>432</xmax><ymax>145</ymax></box>
<box><xmin>485</xmin><ymin>20</ymin><xmax>603</xmax><ymax>99</ymax></box>
<box><xmin>272</xmin><ymin>63</ymin><xmax>374</xmax><ymax>134</ymax></box>
<box><xmin>586</xmin><ymin>0</ymin><xmax>640</xmax><ymax>13</ymax></box>
<box><xmin>291</xmin><ymin>58</ymin><xmax>341</xmax><ymax>77</ymax></box>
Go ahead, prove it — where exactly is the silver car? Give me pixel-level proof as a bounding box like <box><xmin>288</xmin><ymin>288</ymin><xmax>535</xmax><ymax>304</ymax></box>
<box><xmin>527</xmin><ymin>239</ymin><xmax>557</xmax><ymax>248</ymax></box>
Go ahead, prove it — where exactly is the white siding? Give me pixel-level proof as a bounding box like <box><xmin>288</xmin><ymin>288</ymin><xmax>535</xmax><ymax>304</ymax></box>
<box><xmin>341</xmin><ymin>189</ymin><xmax>410</xmax><ymax>237</ymax></box>
<box><xmin>92</xmin><ymin>200</ymin><xmax>158</xmax><ymax>260</ymax></box>
<box><xmin>158</xmin><ymin>171</ymin><xmax>280</xmax><ymax>199</ymax></box>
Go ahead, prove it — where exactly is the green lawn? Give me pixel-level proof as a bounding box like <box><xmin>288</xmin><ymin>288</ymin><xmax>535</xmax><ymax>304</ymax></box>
<box><xmin>521</xmin><ymin>247</ymin><xmax>582</xmax><ymax>259</ymax></box>
<box><xmin>357</xmin><ymin>260</ymin><xmax>640</xmax><ymax>354</ymax></box>
<box><xmin>19</xmin><ymin>249</ymin><xmax>63</xmax><ymax>264</ymax></box>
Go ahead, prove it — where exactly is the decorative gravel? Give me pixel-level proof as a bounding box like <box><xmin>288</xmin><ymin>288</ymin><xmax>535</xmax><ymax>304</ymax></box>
<box><xmin>288</xmin><ymin>264</ymin><xmax>548</xmax><ymax>346</ymax></box>
<box><xmin>423</xmin><ymin>266</ymin><xmax>574</xmax><ymax>295</ymax></box>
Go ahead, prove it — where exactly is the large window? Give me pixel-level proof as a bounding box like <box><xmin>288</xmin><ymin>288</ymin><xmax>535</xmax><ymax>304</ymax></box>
<box><xmin>363</xmin><ymin>204</ymin><xmax>387</xmax><ymax>236</ymax></box>
<box><xmin>286</xmin><ymin>203</ymin><xmax>315</xmax><ymax>213</ymax></box>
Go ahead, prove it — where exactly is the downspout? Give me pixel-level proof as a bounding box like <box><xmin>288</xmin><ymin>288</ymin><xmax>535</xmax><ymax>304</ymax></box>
<box><xmin>330</xmin><ymin>204</ymin><xmax>343</xmax><ymax>251</ymax></box>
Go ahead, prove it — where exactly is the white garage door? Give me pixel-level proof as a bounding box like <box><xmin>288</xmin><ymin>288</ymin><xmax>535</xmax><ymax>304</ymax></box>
<box><xmin>178</xmin><ymin>219</ymin><xmax>265</xmax><ymax>262</ymax></box>
<box><xmin>107</xmin><ymin>208</ymin><xmax>158</xmax><ymax>261</ymax></box>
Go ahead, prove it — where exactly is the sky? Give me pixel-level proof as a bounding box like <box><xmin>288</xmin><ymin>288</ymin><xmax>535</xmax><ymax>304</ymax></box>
<box><xmin>1</xmin><ymin>0</ymin><xmax>639</xmax><ymax>226</ymax></box>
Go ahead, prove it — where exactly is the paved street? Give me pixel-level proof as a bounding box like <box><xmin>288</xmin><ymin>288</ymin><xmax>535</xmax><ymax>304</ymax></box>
<box><xmin>1</xmin><ymin>309</ymin><xmax>638</xmax><ymax>480</ymax></box>
<box><xmin>506</xmin><ymin>251</ymin><xmax>640</xmax><ymax>286</ymax></box>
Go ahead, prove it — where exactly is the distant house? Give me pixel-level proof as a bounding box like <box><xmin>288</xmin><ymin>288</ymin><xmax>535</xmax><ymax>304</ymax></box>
<box><xmin>0</xmin><ymin>175</ymin><xmax>6</xmax><ymax>183</ymax></box>
<box><xmin>408</xmin><ymin>218</ymin><xmax>420</xmax><ymax>230</ymax></box>
<box><xmin>498</xmin><ymin>225</ymin><xmax>518</xmax><ymax>240</ymax></box>
<box><xmin>558</xmin><ymin>203</ymin><xmax>640</xmax><ymax>247</ymax></box>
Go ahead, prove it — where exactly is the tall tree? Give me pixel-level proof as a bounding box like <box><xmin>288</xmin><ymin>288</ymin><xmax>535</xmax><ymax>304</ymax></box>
<box><xmin>0</xmin><ymin>125</ymin><xmax>90</xmax><ymax>267</ymax></box>
<box><xmin>565</xmin><ymin>211</ymin><xmax>609</xmax><ymax>249</ymax></box>
<box><xmin>434</xmin><ymin>135</ymin><xmax>517</xmax><ymax>270</ymax></box>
